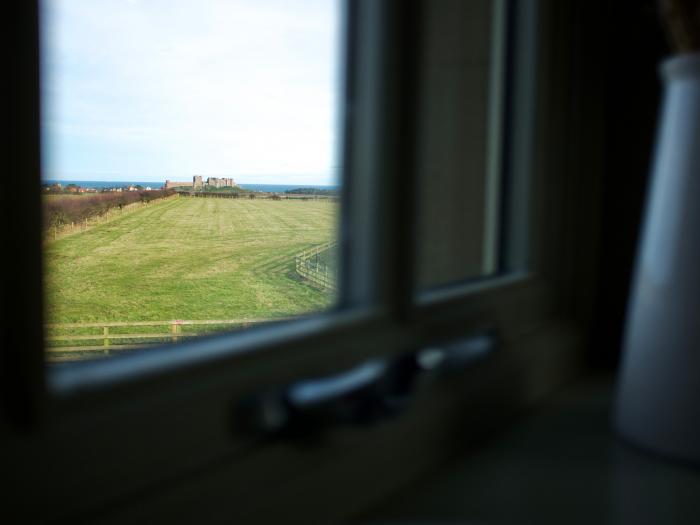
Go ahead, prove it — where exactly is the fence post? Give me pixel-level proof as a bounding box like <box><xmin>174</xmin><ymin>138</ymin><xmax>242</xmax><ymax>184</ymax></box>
<box><xmin>171</xmin><ymin>321</ymin><xmax>182</xmax><ymax>343</ymax></box>
<box><xmin>103</xmin><ymin>326</ymin><xmax>110</xmax><ymax>354</ymax></box>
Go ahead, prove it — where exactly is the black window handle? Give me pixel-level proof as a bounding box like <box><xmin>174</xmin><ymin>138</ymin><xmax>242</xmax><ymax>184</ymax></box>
<box><xmin>237</xmin><ymin>332</ymin><xmax>496</xmax><ymax>438</ymax></box>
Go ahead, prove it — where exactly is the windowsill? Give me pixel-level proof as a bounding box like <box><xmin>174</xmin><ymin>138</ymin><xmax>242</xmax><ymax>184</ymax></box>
<box><xmin>355</xmin><ymin>373</ymin><xmax>700</xmax><ymax>525</ymax></box>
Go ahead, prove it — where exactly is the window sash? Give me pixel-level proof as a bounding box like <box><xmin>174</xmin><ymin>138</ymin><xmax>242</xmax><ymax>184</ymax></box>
<box><xmin>41</xmin><ymin>0</ymin><xmax>535</xmax><ymax>397</ymax></box>
<box><xmin>3</xmin><ymin>0</ymin><xmax>545</xmax><ymax>413</ymax></box>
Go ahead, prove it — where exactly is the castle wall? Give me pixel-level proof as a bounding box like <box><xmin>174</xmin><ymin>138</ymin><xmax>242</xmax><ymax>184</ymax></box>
<box><xmin>165</xmin><ymin>177</ymin><xmax>236</xmax><ymax>190</ymax></box>
<box><xmin>206</xmin><ymin>177</ymin><xmax>236</xmax><ymax>188</ymax></box>
<box><xmin>164</xmin><ymin>180</ymin><xmax>193</xmax><ymax>189</ymax></box>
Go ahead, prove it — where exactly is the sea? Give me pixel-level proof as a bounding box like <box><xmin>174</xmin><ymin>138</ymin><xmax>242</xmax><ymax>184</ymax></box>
<box><xmin>43</xmin><ymin>180</ymin><xmax>339</xmax><ymax>193</ymax></box>
<box><xmin>239</xmin><ymin>183</ymin><xmax>339</xmax><ymax>193</ymax></box>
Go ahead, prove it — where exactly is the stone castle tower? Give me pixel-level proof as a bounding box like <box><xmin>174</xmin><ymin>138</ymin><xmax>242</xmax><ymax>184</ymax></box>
<box><xmin>164</xmin><ymin>175</ymin><xmax>235</xmax><ymax>190</ymax></box>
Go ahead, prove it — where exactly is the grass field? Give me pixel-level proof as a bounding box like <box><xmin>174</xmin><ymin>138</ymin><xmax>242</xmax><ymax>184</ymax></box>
<box><xmin>44</xmin><ymin>196</ymin><xmax>338</xmax><ymax>331</ymax></box>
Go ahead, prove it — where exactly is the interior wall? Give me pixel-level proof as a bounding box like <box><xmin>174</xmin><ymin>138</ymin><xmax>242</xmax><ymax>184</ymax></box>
<box><xmin>592</xmin><ymin>0</ymin><xmax>669</xmax><ymax>368</ymax></box>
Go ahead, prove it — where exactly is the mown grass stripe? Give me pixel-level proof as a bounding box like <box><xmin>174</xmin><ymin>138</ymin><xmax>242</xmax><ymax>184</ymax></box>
<box><xmin>45</xmin><ymin>198</ymin><xmax>338</xmax><ymax>325</ymax></box>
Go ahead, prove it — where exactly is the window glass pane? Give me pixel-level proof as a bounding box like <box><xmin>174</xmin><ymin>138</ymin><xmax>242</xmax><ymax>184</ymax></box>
<box><xmin>40</xmin><ymin>0</ymin><xmax>342</xmax><ymax>362</ymax></box>
<box><xmin>414</xmin><ymin>0</ymin><xmax>505</xmax><ymax>290</ymax></box>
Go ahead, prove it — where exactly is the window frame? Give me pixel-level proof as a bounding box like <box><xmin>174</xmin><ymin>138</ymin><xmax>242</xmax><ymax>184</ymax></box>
<box><xmin>3</xmin><ymin>0</ymin><xmax>601</xmax><ymax>522</ymax></box>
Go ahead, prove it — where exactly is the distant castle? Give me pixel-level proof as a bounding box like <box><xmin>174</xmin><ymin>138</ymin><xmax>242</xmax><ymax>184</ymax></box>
<box><xmin>164</xmin><ymin>175</ymin><xmax>236</xmax><ymax>190</ymax></box>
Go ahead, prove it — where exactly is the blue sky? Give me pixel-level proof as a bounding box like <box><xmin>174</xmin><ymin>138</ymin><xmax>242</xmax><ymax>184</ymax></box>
<box><xmin>41</xmin><ymin>0</ymin><xmax>341</xmax><ymax>185</ymax></box>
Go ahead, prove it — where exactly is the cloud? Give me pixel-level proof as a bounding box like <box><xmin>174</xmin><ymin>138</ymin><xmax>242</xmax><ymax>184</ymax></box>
<box><xmin>41</xmin><ymin>0</ymin><xmax>341</xmax><ymax>184</ymax></box>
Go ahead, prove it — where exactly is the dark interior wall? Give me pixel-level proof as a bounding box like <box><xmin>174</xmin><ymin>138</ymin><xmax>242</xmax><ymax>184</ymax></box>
<box><xmin>592</xmin><ymin>0</ymin><xmax>669</xmax><ymax>368</ymax></box>
<box><xmin>530</xmin><ymin>0</ymin><xmax>668</xmax><ymax>370</ymax></box>
<box><xmin>4</xmin><ymin>0</ymin><xmax>45</xmax><ymax>428</ymax></box>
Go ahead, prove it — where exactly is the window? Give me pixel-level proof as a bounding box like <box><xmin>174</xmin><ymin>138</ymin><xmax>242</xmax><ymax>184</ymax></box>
<box><xmin>41</xmin><ymin>0</ymin><xmax>343</xmax><ymax>362</ymax></box>
<box><xmin>4</xmin><ymin>1</ymin><xmax>596</xmax><ymax>522</ymax></box>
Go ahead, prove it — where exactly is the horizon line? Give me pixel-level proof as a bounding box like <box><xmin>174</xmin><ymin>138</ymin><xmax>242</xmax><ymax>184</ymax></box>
<box><xmin>43</xmin><ymin>175</ymin><xmax>336</xmax><ymax>183</ymax></box>
<box><xmin>42</xmin><ymin>178</ymin><xmax>339</xmax><ymax>186</ymax></box>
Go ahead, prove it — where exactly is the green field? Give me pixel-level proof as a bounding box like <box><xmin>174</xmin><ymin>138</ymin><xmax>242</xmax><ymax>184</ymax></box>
<box><xmin>44</xmin><ymin>196</ymin><xmax>338</xmax><ymax>328</ymax></box>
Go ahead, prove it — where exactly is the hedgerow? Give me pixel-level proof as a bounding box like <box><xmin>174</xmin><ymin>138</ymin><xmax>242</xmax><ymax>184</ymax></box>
<box><xmin>43</xmin><ymin>190</ymin><xmax>175</xmax><ymax>229</ymax></box>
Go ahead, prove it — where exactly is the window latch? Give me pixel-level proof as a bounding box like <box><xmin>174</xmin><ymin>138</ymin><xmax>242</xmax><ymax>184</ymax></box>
<box><xmin>237</xmin><ymin>332</ymin><xmax>495</xmax><ymax>438</ymax></box>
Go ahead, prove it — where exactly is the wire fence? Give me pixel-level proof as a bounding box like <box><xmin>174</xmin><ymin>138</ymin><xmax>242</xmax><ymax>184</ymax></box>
<box><xmin>295</xmin><ymin>241</ymin><xmax>338</xmax><ymax>291</ymax></box>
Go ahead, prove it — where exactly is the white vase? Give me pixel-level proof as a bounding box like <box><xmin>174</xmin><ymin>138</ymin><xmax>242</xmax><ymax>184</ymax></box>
<box><xmin>615</xmin><ymin>53</ymin><xmax>700</xmax><ymax>462</ymax></box>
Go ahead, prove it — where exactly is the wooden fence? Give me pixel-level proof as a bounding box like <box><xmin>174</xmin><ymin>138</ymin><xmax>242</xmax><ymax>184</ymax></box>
<box><xmin>177</xmin><ymin>191</ymin><xmax>246</xmax><ymax>199</ymax></box>
<box><xmin>45</xmin><ymin>318</ymin><xmax>287</xmax><ymax>355</ymax></box>
<box><xmin>177</xmin><ymin>191</ymin><xmax>336</xmax><ymax>201</ymax></box>
<box><xmin>295</xmin><ymin>241</ymin><xmax>338</xmax><ymax>291</ymax></box>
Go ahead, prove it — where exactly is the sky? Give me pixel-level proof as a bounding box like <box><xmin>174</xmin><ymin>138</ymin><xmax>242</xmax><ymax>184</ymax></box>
<box><xmin>41</xmin><ymin>0</ymin><xmax>341</xmax><ymax>185</ymax></box>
